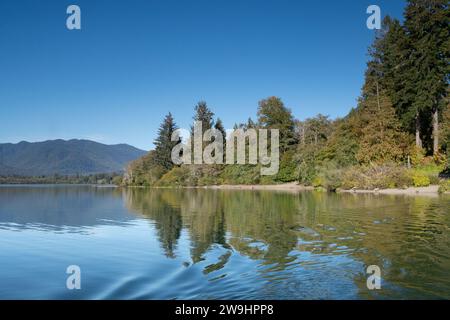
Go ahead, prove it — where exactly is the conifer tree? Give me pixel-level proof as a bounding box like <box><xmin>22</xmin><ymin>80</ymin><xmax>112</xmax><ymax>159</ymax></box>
<box><xmin>377</xmin><ymin>17</ymin><xmax>416</xmax><ymax>135</ymax></box>
<box><xmin>154</xmin><ymin>112</ymin><xmax>180</xmax><ymax>171</ymax></box>
<box><xmin>356</xmin><ymin>93</ymin><xmax>409</xmax><ymax>165</ymax></box>
<box><xmin>192</xmin><ymin>101</ymin><xmax>215</xmax><ymax>133</ymax></box>
<box><xmin>190</xmin><ymin>101</ymin><xmax>215</xmax><ymax>158</ymax></box>
<box><xmin>214</xmin><ymin>118</ymin><xmax>227</xmax><ymax>163</ymax></box>
<box><xmin>214</xmin><ymin>118</ymin><xmax>227</xmax><ymax>143</ymax></box>
<box><xmin>404</xmin><ymin>0</ymin><xmax>449</xmax><ymax>154</ymax></box>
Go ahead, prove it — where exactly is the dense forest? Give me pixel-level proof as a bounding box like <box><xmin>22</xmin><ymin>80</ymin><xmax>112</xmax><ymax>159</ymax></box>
<box><xmin>124</xmin><ymin>0</ymin><xmax>449</xmax><ymax>192</ymax></box>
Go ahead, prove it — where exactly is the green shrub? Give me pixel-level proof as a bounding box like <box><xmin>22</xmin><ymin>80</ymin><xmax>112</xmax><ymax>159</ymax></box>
<box><xmin>312</xmin><ymin>176</ymin><xmax>323</xmax><ymax>188</ymax></box>
<box><xmin>411</xmin><ymin>172</ymin><xmax>430</xmax><ymax>187</ymax></box>
<box><xmin>438</xmin><ymin>179</ymin><xmax>450</xmax><ymax>193</ymax></box>
<box><xmin>340</xmin><ymin>165</ymin><xmax>412</xmax><ymax>190</ymax></box>
<box><xmin>197</xmin><ymin>165</ymin><xmax>223</xmax><ymax>186</ymax></box>
<box><xmin>220</xmin><ymin>164</ymin><xmax>260</xmax><ymax>185</ymax></box>
<box><xmin>305</xmin><ymin>162</ymin><xmax>343</xmax><ymax>191</ymax></box>
<box><xmin>275</xmin><ymin>151</ymin><xmax>297</xmax><ymax>182</ymax></box>
<box><xmin>297</xmin><ymin>162</ymin><xmax>316</xmax><ymax>185</ymax></box>
<box><xmin>388</xmin><ymin>167</ymin><xmax>413</xmax><ymax>188</ymax></box>
<box><xmin>428</xmin><ymin>174</ymin><xmax>440</xmax><ymax>185</ymax></box>
<box><xmin>316</xmin><ymin>169</ymin><xmax>342</xmax><ymax>191</ymax></box>
<box><xmin>157</xmin><ymin>166</ymin><xmax>191</xmax><ymax>186</ymax></box>
<box><xmin>414</xmin><ymin>163</ymin><xmax>445</xmax><ymax>175</ymax></box>
<box><xmin>112</xmin><ymin>175</ymin><xmax>124</xmax><ymax>186</ymax></box>
<box><xmin>339</xmin><ymin>167</ymin><xmax>361</xmax><ymax>190</ymax></box>
<box><xmin>410</xmin><ymin>146</ymin><xmax>425</xmax><ymax>166</ymax></box>
<box><xmin>411</xmin><ymin>164</ymin><xmax>444</xmax><ymax>186</ymax></box>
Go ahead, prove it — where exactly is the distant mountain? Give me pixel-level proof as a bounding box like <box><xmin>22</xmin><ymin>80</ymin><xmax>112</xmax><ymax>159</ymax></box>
<box><xmin>0</xmin><ymin>139</ymin><xmax>147</xmax><ymax>176</ymax></box>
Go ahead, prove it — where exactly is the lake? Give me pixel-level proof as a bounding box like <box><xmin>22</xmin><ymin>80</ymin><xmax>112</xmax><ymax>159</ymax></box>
<box><xmin>0</xmin><ymin>185</ymin><xmax>449</xmax><ymax>299</ymax></box>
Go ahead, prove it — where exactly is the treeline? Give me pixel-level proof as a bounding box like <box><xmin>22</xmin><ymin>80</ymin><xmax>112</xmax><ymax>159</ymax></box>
<box><xmin>124</xmin><ymin>97</ymin><xmax>300</xmax><ymax>186</ymax></box>
<box><xmin>0</xmin><ymin>173</ymin><xmax>123</xmax><ymax>185</ymax></box>
<box><xmin>125</xmin><ymin>0</ymin><xmax>449</xmax><ymax>191</ymax></box>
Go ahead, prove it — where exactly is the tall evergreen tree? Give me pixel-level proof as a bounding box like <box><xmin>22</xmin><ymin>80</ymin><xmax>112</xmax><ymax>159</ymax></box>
<box><xmin>192</xmin><ymin>101</ymin><xmax>215</xmax><ymax>133</ymax></box>
<box><xmin>214</xmin><ymin>118</ymin><xmax>227</xmax><ymax>163</ymax></box>
<box><xmin>404</xmin><ymin>0</ymin><xmax>449</xmax><ymax>154</ymax></box>
<box><xmin>190</xmin><ymin>101</ymin><xmax>215</xmax><ymax>162</ymax></box>
<box><xmin>214</xmin><ymin>118</ymin><xmax>227</xmax><ymax>142</ymax></box>
<box><xmin>154</xmin><ymin>112</ymin><xmax>180</xmax><ymax>171</ymax></box>
<box><xmin>354</xmin><ymin>20</ymin><xmax>412</xmax><ymax>165</ymax></box>
<box><xmin>376</xmin><ymin>17</ymin><xmax>417</xmax><ymax>137</ymax></box>
<box><xmin>356</xmin><ymin>93</ymin><xmax>410</xmax><ymax>165</ymax></box>
<box><xmin>247</xmin><ymin>117</ymin><xmax>256</xmax><ymax>129</ymax></box>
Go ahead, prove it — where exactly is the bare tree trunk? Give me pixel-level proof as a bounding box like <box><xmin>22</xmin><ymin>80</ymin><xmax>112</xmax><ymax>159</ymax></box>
<box><xmin>415</xmin><ymin>112</ymin><xmax>422</xmax><ymax>149</ymax></box>
<box><xmin>376</xmin><ymin>81</ymin><xmax>384</xmax><ymax>138</ymax></box>
<box><xmin>376</xmin><ymin>81</ymin><xmax>381</xmax><ymax>111</ymax></box>
<box><xmin>432</xmin><ymin>107</ymin><xmax>439</xmax><ymax>155</ymax></box>
<box><xmin>301</xmin><ymin>126</ymin><xmax>305</xmax><ymax>145</ymax></box>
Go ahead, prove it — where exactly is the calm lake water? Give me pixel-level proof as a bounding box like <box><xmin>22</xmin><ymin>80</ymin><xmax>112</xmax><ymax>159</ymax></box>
<box><xmin>0</xmin><ymin>185</ymin><xmax>449</xmax><ymax>300</ymax></box>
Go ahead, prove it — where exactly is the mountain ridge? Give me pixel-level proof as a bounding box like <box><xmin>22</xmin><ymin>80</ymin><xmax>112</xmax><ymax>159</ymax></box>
<box><xmin>0</xmin><ymin>139</ymin><xmax>147</xmax><ymax>176</ymax></box>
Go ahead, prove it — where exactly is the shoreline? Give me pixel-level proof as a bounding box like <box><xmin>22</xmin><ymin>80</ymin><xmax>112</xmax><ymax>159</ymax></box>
<box><xmin>202</xmin><ymin>183</ymin><xmax>314</xmax><ymax>191</ymax></box>
<box><xmin>338</xmin><ymin>185</ymin><xmax>447</xmax><ymax>196</ymax></box>
<box><xmin>206</xmin><ymin>184</ymin><xmax>449</xmax><ymax>195</ymax></box>
<box><xmin>144</xmin><ymin>183</ymin><xmax>449</xmax><ymax>195</ymax></box>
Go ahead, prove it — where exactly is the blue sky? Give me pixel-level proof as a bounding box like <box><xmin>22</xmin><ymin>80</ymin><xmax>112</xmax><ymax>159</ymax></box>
<box><xmin>0</xmin><ymin>0</ymin><xmax>406</xmax><ymax>150</ymax></box>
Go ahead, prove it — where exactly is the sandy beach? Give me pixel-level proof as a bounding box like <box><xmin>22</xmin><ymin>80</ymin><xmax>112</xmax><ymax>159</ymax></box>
<box><xmin>200</xmin><ymin>183</ymin><xmax>449</xmax><ymax>195</ymax></box>
<box><xmin>203</xmin><ymin>182</ymin><xmax>314</xmax><ymax>191</ymax></box>
<box><xmin>338</xmin><ymin>185</ymin><xmax>445</xmax><ymax>195</ymax></box>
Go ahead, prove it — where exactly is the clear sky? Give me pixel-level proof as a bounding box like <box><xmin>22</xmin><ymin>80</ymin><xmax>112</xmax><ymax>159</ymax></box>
<box><xmin>0</xmin><ymin>0</ymin><xmax>406</xmax><ymax>150</ymax></box>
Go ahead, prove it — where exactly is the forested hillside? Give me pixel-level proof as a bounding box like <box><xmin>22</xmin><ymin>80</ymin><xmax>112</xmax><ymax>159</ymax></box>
<box><xmin>0</xmin><ymin>139</ymin><xmax>146</xmax><ymax>176</ymax></box>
